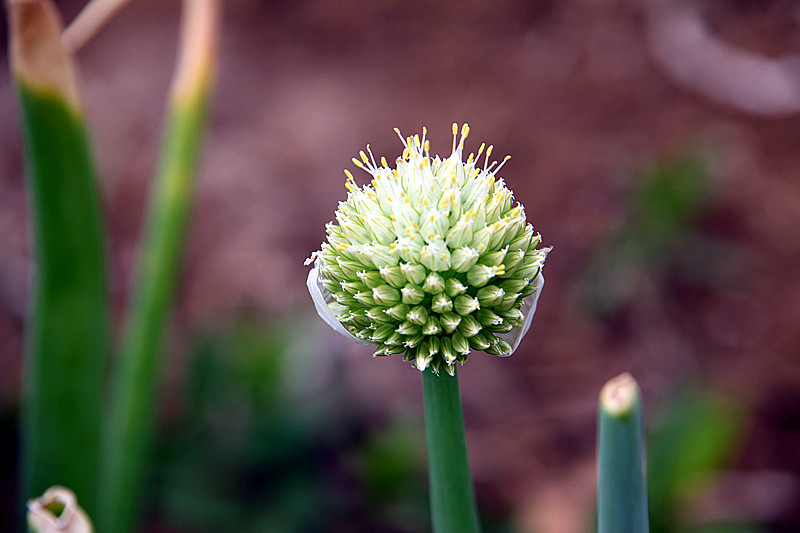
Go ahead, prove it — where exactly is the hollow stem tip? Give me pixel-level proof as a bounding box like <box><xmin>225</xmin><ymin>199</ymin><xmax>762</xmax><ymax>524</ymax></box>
<box><xmin>28</xmin><ymin>486</ymin><xmax>94</xmax><ymax>533</ymax></box>
<box><xmin>600</xmin><ymin>372</ymin><xmax>641</xmax><ymax>419</ymax></box>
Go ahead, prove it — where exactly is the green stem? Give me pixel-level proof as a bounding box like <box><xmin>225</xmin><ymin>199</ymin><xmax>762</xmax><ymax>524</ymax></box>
<box><xmin>9</xmin><ymin>0</ymin><xmax>110</xmax><ymax>515</ymax></box>
<box><xmin>597</xmin><ymin>373</ymin><xmax>650</xmax><ymax>533</ymax></box>
<box><xmin>98</xmin><ymin>91</ymin><xmax>210</xmax><ymax>533</ymax></box>
<box><xmin>98</xmin><ymin>0</ymin><xmax>218</xmax><ymax>524</ymax></box>
<box><xmin>422</xmin><ymin>368</ymin><xmax>481</xmax><ymax>533</ymax></box>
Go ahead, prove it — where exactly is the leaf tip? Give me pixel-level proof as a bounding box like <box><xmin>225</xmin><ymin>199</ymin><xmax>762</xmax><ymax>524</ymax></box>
<box><xmin>600</xmin><ymin>372</ymin><xmax>641</xmax><ymax>418</ymax></box>
<box><xmin>7</xmin><ymin>0</ymin><xmax>81</xmax><ymax>110</ymax></box>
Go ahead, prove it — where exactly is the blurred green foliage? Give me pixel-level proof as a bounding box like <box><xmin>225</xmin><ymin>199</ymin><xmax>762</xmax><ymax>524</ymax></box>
<box><xmin>149</xmin><ymin>320</ymin><xmax>529</xmax><ymax>533</ymax></box>
<box><xmin>647</xmin><ymin>388</ymin><xmax>761</xmax><ymax>533</ymax></box>
<box><xmin>152</xmin><ymin>320</ymin><xmax>432</xmax><ymax>533</ymax></box>
<box><xmin>579</xmin><ymin>152</ymin><xmax>745</xmax><ymax>317</ymax></box>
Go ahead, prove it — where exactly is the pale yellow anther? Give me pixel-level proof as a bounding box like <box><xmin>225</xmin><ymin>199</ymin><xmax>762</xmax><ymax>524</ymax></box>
<box><xmin>424</xmin><ymin>140</ymin><xmax>430</xmax><ymax>152</ymax></box>
<box><xmin>360</xmin><ymin>150</ymin><xmax>369</xmax><ymax>164</ymax></box>
<box><xmin>452</xmin><ymin>123</ymin><xmax>458</xmax><ymax>135</ymax></box>
<box><xmin>381</xmin><ymin>156</ymin><xmax>388</xmax><ymax>167</ymax></box>
<box><xmin>352</xmin><ymin>158</ymin><xmax>364</xmax><ymax>169</ymax></box>
<box><xmin>423</xmin><ymin>126</ymin><xmax>427</xmax><ymax>136</ymax></box>
<box><xmin>477</xmin><ymin>143</ymin><xmax>485</xmax><ymax>157</ymax></box>
<box><xmin>486</xmin><ymin>145</ymin><xmax>494</xmax><ymax>159</ymax></box>
<box><xmin>461</xmin><ymin>123</ymin><xmax>469</xmax><ymax>138</ymax></box>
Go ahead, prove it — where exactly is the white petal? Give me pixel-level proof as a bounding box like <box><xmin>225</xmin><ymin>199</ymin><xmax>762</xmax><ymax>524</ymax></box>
<box><xmin>495</xmin><ymin>272</ymin><xmax>545</xmax><ymax>356</ymax></box>
<box><xmin>306</xmin><ymin>258</ymin><xmax>374</xmax><ymax>345</ymax></box>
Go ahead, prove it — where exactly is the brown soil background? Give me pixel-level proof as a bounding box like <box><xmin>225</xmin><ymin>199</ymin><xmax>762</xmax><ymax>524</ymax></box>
<box><xmin>2</xmin><ymin>0</ymin><xmax>800</xmax><ymax>531</ymax></box>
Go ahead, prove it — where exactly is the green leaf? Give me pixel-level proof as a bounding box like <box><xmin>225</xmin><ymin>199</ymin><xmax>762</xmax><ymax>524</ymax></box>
<box><xmin>598</xmin><ymin>373</ymin><xmax>650</xmax><ymax>533</ymax></box>
<box><xmin>9</xmin><ymin>0</ymin><xmax>110</xmax><ymax>516</ymax></box>
<box><xmin>98</xmin><ymin>2</ymin><xmax>220</xmax><ymax>532</ymax></box>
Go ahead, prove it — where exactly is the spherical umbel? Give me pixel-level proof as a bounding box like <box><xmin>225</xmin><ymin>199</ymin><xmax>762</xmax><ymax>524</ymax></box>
<box><xmin>306</xmin><ymin>124</ymin><xmax>550</xmax><ymax>375</ymax></box>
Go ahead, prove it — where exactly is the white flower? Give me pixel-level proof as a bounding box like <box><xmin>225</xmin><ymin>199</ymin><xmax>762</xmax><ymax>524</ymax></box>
<box><xmin>307</xmin><ymin>124</ymin><xmax>550</xmax><ymax>374</ymax></box>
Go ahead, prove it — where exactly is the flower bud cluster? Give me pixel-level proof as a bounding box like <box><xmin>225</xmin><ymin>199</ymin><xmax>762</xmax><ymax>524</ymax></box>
<box><xmin>307</xmin><ymin>124</ymin><xmax>549</xmax><ymax>374</ymax></box>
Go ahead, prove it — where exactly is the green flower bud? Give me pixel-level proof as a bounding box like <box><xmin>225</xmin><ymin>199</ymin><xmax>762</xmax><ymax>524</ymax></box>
<box><xmin>499</xmin><ymin>278</ymin><xmax>529</xmax><ymax>293</ymax></box>
<box><xmin>400</xmin><ymin>262</ymin><xmax>427</xmax><ymax>285</ymax></box>
<box><xmin>453</xmin><ymin>294</ymin><xmax>480</xmax><ymax>316</ymax></box>
<box><xmin>353</xmin><ymin>291</ymin><xmax>375</xmax><ymax>306</ymax></box>
<box><xmin>371</xmin><ymin>323</ymin><xmax>396</xmax><ymax>342</ymax></box>
<box><xmin>385</xmin><ymin>303</ymin><xmax>410</xmax><ymax>321</ymax></box>
<box><xmin>422</xmin><ymin>316</ymin><xmax>442</xmax><ymax>336</ymax></box>
<box><xmin>452</xmin><ymin>331</ymin><xmax>470</xmax><ymax>355</ymax></box>
<box><xmin>422</xmin><ymin>272</ymin><xmax>445</xmax><ymax>294</ymax></box>
<box><xmin>458</xmin><ymin>315</ymin><xmax>482</xmax><ymax>338</ymax></box>
<box><xmin>440</xmin><ymin>336</ymin><xmax>457</xmax><ymax>364</ymax></box>
<box><xmin>469</xmin><ymin>331</ymin><xmax>493</xmax><ymax>350</ymax></box>
<box><xmin>420</xmin><ymin>240</ymin><xmax>451</xmax><ymax>272</ymax></box>
<box><xmin>476</xmin><ymin>308</ymin><xmax>503</xmax><ymax>327</ymax></box>
<box><xmin>431</xmin><ymin>292</ymin><xmax>453</xmax><ymax>314</ymax></box>
<box><xmin>485</xmin><ymin>338</ymin><xmax>513</xmax><ymax>357</ymax></box>
<box><xmin>445</xmin><ymin>277</ymin><xmax>468</xmax><ymax>297</ymax></box>
<box><xmin>379</xmin><ymin>265</ymin><xmax>407</xmax><ymax>288</ymax></box>
<box><xmin>307</xmin><ymin>124</ymin><xmax>549</xmax><ymax>373</ymax></box>
<box><xmin>467</xmin><ymin>263</ymin><xmax>503</xmax><ymax>287</ymax></box>
<box><xmin>440</xmin><ymin>312</ymin><xmax>462</xmax><ymax>334</ymax></box>
<box><xmin>372</xmin><ymin>284</ymin><xmax>401</xmax><ymax>306</ymax></box>
<box><xmin>396</xmin><ymin>320</ymin><xmax>418</xmax><ymax>336</ymax></box>
<box><xmin>451</xmin><ymin>246</ymin><xmax>480</xmax><ymax>272</ymax></box>
<box><xmin>401</xmin><ymin>284</ymin><xmax>425</xmax><ymax>305</ymax></box>
<box><xmin>476</xmin><ymin>285</ymin><xmax>505</xmax><ymax>307</ymax></box>
<box><xmin>366</xmin><ymin>307</ymin><xmax>393</xmax><ymax>323</ymax></box>
<box><xmin>407</xmin><ymin>305</ymin><xmax>429</xmax><ymax>326</ymax></box>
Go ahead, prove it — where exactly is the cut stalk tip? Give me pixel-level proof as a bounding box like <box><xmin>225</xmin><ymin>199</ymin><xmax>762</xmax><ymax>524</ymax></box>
<box><xmin>28</xmin><ymin>486</ymin><xmax>94</xmax><ymax>533</ymax></box>
<box><xmin>600</xmin><ymin>372</ymin><xmax>641</xmax><ymax>418</ymax></box>
<box><xmin>171</xmin><ymin>0</ymin><xmax>221</xmax><ymax>105</ymax></box>
<box><xmin>8</xmin><ymin>0</ymin><xmax>81</xmax><ymax>110</ymax></box>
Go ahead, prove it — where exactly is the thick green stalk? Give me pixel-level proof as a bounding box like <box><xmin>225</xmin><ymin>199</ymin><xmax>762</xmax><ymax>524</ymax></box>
<box><xmin>422</xmin><ymin>368</ymin><xmax>481</xmax><ymax>533</ymax></box>
<box><xmin>98</xmin><ymin>2</ymin><xmax>219</xmax><ymax>532</ymax></box>
<box><xmin>9</xmin><ymin>0</ymin><xmax>109</xmax><ymax>515</ymax></box>
<box><xmin>597</xmin><ymin>373</ymin><xmax>650</xmax><ymax>533</ymax></box>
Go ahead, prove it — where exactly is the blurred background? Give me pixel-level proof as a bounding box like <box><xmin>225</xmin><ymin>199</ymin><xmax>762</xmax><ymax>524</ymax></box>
<box><xmin>2</xmin><ymin>0</ymin><xmax>800</xmax><ymax>531</ymax></box>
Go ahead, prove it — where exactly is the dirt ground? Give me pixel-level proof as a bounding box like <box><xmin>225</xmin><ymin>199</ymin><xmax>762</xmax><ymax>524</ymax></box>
<box><xmin>1</xmin><ymin>0</ymin><xmax>800</xmax><ymax>531</ymax></box>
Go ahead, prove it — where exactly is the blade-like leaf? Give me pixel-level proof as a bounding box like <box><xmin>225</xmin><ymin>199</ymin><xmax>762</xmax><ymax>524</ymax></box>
<box><xmin>9</xmin><ymin>0</ymin><xmax>110</xmax><ymax>515</ymax></box>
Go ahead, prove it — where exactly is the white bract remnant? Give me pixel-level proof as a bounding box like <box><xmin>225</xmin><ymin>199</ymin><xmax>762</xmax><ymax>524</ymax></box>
<box><xmin>307</xmin><ymin>124</ymin><xmax>550</xmax><ymax>375</ymax></box>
